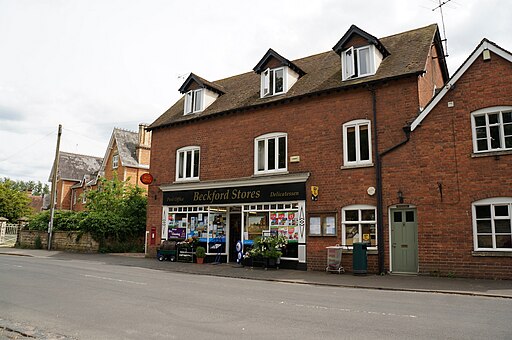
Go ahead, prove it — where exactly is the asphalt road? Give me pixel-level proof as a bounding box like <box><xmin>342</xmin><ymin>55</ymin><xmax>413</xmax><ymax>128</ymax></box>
<box><xmin>1</xmin><ymin>254</ymin><xmax>511</xmax><ymax>340</ymax></box>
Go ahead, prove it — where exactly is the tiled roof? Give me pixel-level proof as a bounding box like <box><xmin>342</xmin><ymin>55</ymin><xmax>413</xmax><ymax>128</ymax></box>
<box><xmin>149</xmin><ymin>24</ymin><xmax>445</xmax><ymax>130</ymax></box>
<box><xmin>49</xmin><ymin>152</ymin><xmax>102</xmax><ymax>182</ymax></box>
<box><xmin>113</xmin><ymin>128</ymin><xmax>139</xmax><ymax>168</ymax></box>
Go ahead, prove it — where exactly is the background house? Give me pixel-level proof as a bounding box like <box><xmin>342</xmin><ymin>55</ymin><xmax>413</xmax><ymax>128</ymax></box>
<box><xmin>99</xmin><ymin>124</ymin><xmax>151</xmax><ymax>188</ymax></box>
<box><xmin>49</xmin><ymin>124</ymin><xmax>152</xmax><ymax>212</ymax></box>
<box><xmin>49</xmin><ymin>152</ymin><xmax>103</xmax><ymax>211</ymax></box>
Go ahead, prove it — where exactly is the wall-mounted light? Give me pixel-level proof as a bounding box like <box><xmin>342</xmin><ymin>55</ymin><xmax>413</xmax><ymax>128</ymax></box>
<box><xmin>397</xmin><ymin>190</ymin><xmax>404</xmax><ymax>204</ymax></box>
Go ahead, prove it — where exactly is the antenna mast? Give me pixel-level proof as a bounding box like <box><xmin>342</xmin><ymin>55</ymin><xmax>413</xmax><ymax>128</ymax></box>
<box><xmin>432</xmin><ymin>0</ymin><xmax>452</xmax><ymax>57</ymax></box>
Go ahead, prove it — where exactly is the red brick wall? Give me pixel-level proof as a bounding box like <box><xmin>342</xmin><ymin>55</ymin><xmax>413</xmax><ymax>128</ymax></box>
<box><xmin>147</xmin><ymin>76</ymin><xmax>423</xmax><ymax>270</ymax></box>
<box><xmin>418</xmin><ymin>44</ymin><xmax>445</xmax><ymax>108</ymax></box>
<box><xmin>383</xmin><ymin>51</ymin><xmax>512</xmax><ymax>279</ymax></box>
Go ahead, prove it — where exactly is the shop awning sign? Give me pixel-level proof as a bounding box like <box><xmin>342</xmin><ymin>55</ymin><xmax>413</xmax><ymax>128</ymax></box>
<box><xmin>163</xmin><ymin>182</ymin><xmax>306</xmax><ymax>206</ymax></box>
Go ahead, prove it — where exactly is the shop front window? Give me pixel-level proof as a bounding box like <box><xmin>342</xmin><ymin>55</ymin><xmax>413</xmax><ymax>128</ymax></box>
<box><xmin>243</xmin><ymin>204</ymin><xmax>299</xmax><ymax>259</ymax></box>
<box><xmin>166</xmin><ymin>206</ymin><xmax>226</xmax><ymax>254</ymax></box>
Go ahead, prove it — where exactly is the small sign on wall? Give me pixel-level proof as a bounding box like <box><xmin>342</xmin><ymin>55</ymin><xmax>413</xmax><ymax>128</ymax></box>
<box><xmin>311</xmin><ymin>186</ymin><xmax>319</xmax><ymax>201</ymax></box>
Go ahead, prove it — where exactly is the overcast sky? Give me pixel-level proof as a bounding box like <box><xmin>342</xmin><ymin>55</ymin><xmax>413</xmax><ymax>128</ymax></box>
<box><xmin>0</xmin><ymin>0</ymin><xmax>510</xmax><ymax>184</ymax></box>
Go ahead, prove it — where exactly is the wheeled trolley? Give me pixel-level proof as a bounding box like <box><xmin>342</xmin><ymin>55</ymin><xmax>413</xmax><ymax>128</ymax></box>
<box><xmin>326</xmin><ymin>246</ymin><xmax>344</xmax><ymax>274</ymax></box>
<box><xmin>157</xmin><ymin>249</ymin><xmax>177</xmax><ymax>262</ymax></box>
<box><xmin>157</xmin><ymin>240</ymin><xmax>178</xmax><ymax>262</ymax></box>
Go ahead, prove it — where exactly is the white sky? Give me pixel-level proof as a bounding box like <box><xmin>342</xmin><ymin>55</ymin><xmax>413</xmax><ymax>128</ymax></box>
<box><xmin>0</xmin><ymin>0</ymin><xmax>510</xmax><ymax>183</ymax></box>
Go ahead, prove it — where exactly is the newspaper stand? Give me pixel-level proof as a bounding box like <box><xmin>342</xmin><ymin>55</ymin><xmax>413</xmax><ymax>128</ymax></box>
<box><xmin>326</xmin><ymin>246</ymin><xmax>344</xmax><ymax>274</ymax></box>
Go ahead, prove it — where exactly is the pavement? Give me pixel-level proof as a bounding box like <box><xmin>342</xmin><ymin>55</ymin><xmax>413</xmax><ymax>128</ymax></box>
<box><xmin>1</xmin><ymin>247</ymin><xmax>512</xmax><ymax>299</ymax></box>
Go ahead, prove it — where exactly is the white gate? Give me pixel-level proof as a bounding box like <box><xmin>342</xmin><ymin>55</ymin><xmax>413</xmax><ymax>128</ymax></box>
<box><xmin>0</xmin><ymin>223</ymin><xmax>19</xmax><ymax>247</ymax></box>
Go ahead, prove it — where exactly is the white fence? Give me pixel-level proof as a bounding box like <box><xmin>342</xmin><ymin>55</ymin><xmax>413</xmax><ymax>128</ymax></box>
<box><xmin>0</xmin><ymin>222</ymin><xmax>19</xmax><ymax>247</ymax></box>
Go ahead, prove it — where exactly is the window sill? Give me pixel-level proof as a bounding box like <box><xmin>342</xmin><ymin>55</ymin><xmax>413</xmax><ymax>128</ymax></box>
<box><xmin>472</xmin><ymin>251</ymin><xmax>512</xmax><ymax>257</ymax></box>
<box><xmin>174</xmin><ymin>179</ymin><xmax>200</xmax><ymax>184</ymax></box>
<box><xmin>261</xmin><ymin>92</ymin><xmax>286</xmax><ymax>99</ymax></box>
<box><xmin>253</xmin><ymin>171</ymin><xmax>289</xmax><ymax>177</ymax></box>
<box><xmin>309</xmin><ymin>234</ymin><xmax>337</xmax><ymax>237</ymax></box>
<box><xmin>471</xmin><ymin>149</ymin><xmax>512</xmax><ymax>158</ymax></box>
<box><xmin>341</xmin><ymin>163</ymin><xmax>374</xmax><ymax>170</ymax></box>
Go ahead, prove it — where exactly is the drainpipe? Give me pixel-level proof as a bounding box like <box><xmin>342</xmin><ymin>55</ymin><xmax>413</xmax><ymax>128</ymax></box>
<box><xmin>369</xmin><ymin>86</ymin><xmax>411</xmax><ymax>275</ymax></box>
<box><xmin>368</xmin><ymin>87</ymin><xmax>385</xmax><ymax>275</ymax></box>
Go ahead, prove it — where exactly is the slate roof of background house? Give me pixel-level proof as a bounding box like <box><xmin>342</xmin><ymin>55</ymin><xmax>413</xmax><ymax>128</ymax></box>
<box><xmin>112</xmin><ymin>128</ymin><xmax>140</xmax><ymax>167</ymax></box>
<box><xmin>149</xmin><ymin>24</ymin><xmax>448</xmax><ymax>130</ymax></box>
<box><xmin>49</xmin><ymin>152</ymin><xmax>103</xmax><ymax>182</ymax></box>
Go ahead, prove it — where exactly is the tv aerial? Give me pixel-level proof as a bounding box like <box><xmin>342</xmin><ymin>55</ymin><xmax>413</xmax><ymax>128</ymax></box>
<box><xmin>432</xmin><ymin>0</ymin><xmax>452</xmax><ymax>57</ymax></box>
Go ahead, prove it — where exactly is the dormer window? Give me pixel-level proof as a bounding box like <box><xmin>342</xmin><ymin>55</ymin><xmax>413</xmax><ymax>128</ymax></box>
<box><xmin>184</xmin><ymin>89</ymin><xmax>204</xmax><ymax>115</ymax></box>
<box><xmin>253</xmin><ymin>49</ymin><xmax>305</xmax><ymax>99</ymax></box>
<box><xmin>262</xmin><ymin>67</ymin><xmax>285</xmax><ymax>97</ymax></box>
<box><xmin>342</xmin><ymin>45</ymin><xmax>377</xmax><ymax>80</ymax></box>
<box><xmin>333</xmin><ymin>25</ymin><xmax>389</xmax><ymax>82</ymax></box>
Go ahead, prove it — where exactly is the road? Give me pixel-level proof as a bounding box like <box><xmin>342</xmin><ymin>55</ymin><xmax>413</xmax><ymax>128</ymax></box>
<box><xmin>1</xmin><ymin>254</ymin><xmax>511</xmax><ymax>339</ymax></box>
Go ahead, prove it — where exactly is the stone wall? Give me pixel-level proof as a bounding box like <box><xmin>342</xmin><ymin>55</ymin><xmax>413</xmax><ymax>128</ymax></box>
<box><xmin>19</xmin><ymin>230</ymin><xmax>99</xmax><ymax>252</ymax></box>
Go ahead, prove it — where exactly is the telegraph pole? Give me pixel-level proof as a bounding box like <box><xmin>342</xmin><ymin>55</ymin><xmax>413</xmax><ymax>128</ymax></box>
<box><xmin>48</xmin><ymin>124</ymin><xmax>62</xmax><ymax>250</ymax></box>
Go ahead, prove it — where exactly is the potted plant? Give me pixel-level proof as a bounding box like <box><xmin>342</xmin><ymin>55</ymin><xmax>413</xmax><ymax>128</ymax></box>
<box><xmin>244</xmin><ymin>234</ymin><xmax>287</xmax><ymax>268</ymax></box>
<box><xmin>195</xmin><ymin>246</ymin><xmax>206</xmax><ymax>264</ymax></box>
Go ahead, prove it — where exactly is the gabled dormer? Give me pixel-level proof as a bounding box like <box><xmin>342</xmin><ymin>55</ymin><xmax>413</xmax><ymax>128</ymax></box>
<box><xmin>253</xmin><ymin>48</ymin><xmax>305</xmax><ymax>98</ymax></box>
<box><xmin>178</xmin><ymin>73</ymin><xmax>225</xmax><ymax>115</ymax></box>
<box><xmin>333</xmin><ymin>25</ymin><xmax>390</xmax><ymax>81</ymax></box>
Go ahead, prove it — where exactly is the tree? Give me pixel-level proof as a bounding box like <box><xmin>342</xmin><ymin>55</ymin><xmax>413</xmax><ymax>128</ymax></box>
<box><xmin>0</xmin><ymin>178</ymin><xmax>50</xmax><ymax>196</ymax></box>
<box><xmin>80</xmin><ymin>176</ymin><xmax>147</xmax><ymax>243</ymax></box>
<box><xmin>0</xmin><ymin>180</ymin><xmax>32</xmax><ymax>221</ymax></box>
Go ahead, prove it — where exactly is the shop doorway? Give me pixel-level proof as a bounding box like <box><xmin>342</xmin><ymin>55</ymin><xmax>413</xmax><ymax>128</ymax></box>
<box><xmin>390</xmin><ymin>208</ymin><xmax>418</xmax><ymax>273</ymax></box>
<box><xmin>229</xmin><ymin>213</ymin><xmax>242</xmax><ymax>262</ymax></box>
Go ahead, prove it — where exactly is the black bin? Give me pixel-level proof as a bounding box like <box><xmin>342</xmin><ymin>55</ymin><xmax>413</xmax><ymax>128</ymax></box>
<box><xmin>352</xmin><ymin>242</ymin><xmax>368</xmax><ymax>275</ymax></box>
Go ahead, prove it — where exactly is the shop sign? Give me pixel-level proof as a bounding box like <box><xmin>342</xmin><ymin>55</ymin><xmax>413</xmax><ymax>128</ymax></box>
<box><xmin>163</xmin><ymin>182</ymin><xmax>306</xmax><ymax>206</ymax></box>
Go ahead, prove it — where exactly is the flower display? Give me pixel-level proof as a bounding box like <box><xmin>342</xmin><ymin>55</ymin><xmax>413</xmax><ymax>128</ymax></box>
<box><xmin>245</xmin><ymin>234</ymin><xmax>288</xmax><ymax>259</ymax></box>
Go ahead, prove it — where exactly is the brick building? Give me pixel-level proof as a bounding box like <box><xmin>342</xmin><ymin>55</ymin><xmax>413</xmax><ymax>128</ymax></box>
<box><xmin>50</xmin><ymin>124</ymin><xmax>152</xmax><ymax>212</ymax></box>
<box><xmin>382</xmin><ymin>39</ymin><xmax>512</xmax><ymax>279</ymax></box>
<box><xmin>146</xmin><ymin>24</ymin><xmax>455</xmax><ymax>273</ymax></box>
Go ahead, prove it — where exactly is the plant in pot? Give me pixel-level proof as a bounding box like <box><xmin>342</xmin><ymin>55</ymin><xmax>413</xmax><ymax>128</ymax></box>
<box><xmin>195</xmin><ymin>246</ymin><xmax>206</xmax><ymax>264</ymax></box>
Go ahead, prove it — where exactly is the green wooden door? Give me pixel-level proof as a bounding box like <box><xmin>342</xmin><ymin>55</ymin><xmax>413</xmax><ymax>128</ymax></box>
<box><xmin>391</xmin><ymin>209</ymin><xmax>418</xmax><ymax>273</ymax></box>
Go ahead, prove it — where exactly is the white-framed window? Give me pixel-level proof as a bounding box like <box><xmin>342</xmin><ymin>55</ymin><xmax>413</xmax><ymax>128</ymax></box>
<box><xmin>342</xmin><ymin>205</ymin><xmax>377</xmax><ymax>248</ymax></box>
<box><xmin>184</xmin><ymin>89</ymin><xmax>204</xmax><ymax>115</ymax></box>
<box><xmin>343</xmin><ymin>119</ymin><xmax>372</xmax><ymax>166</ymax></box>
<box><xmin>176</xmin><ymin>146</ymin><xmax>200</xmax><ymax>181</ymax></box>
<box><xmin>112</xmin><ymin>154</ymin><xmax>119</xmax><ymax>169</ymax></box>
<box><xmin>472</xmin><ymin>197</ymin><xmax>512</xmax><ymax>251</ymax></box>
<box><xmin>82</xmin><ymin>190</ymin><xmax>87</xmax><ymax>204</ymax></box>
<box><xmin>342</xmin><ymin>45</ymin><xmax>376</xmax><ymax>80</ymax></box>
<box><xmin>254</xmin><ymin>133</ymin><xmax>287</xmax><ymax>174</ymax></box>
<box><xmin>471</xmin><ymin>107</ymin><xmax>512</xmax><ymax>153</ymax></box>
<box><xmin>261</xmin><ymin>67</ymin><xmax>285</xmax><ymax>97</ymax></box>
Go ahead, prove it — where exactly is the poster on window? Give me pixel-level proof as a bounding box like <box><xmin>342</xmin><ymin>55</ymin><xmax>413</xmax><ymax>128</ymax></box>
<box><xmin>270</xmin><ymin>211</ymin><xmax>298</xmax><ymax>240</ymax></box>
<box><xmin>168</xmin><ymin>227</ymin><xmax>186</xmax><ymax>239</ymax></box>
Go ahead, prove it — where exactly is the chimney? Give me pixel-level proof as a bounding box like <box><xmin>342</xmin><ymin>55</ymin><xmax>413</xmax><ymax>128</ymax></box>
<box><xmin>136</xmin><ymin>123</ymin><xmax>151</xmax><ymax>166</ymax></box>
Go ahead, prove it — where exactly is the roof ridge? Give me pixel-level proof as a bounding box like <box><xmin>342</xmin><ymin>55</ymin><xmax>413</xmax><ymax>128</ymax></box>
<box><xmin>114</xmin><ymin>127</ymin><xmax>137</xmax><ymax>134</ymax></box>
<box><xmin>208</xmin><ymin>25</ymin><xmax>438</xmax><ymax>86</ymax></box>
<box><xmin>59</xmin><ymin>151</ymin><xmax>103</xmax><ymax>159</ymax></box>
<box><xmin>380</xmin><ymin>23</ymin><xmax>437</xmax><ymax>40</ymax></box>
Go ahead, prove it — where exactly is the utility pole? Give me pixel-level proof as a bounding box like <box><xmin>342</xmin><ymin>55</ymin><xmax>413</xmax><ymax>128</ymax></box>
<box><xmin>48</xmin><ymin>124</ymin><xmax>62</xmax><ymax>251</ymax></box>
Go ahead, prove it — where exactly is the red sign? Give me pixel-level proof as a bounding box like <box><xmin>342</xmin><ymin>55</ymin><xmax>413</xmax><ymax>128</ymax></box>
<box><xmin>140</xmin><ymin>173</ymin><xmax>154</xmax><ymax>185</ymax></box>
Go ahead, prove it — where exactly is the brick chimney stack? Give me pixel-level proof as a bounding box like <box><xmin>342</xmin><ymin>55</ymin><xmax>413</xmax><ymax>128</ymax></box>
<box><xmin>136</xmin><ymin>123</ymin><xmax>151</xmax><ymax>166</ymax></box>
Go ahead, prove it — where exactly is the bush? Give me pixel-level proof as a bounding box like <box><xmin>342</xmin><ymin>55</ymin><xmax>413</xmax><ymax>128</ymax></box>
<box><xmin>196</xmin><ymin>246</ymin><xmax>206</xmax><ymax>258</ymax></box>
<box><xmin>28</xmin><ymin>210</ymin><xmax>84</xmax><ymax>231</ymax></box>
